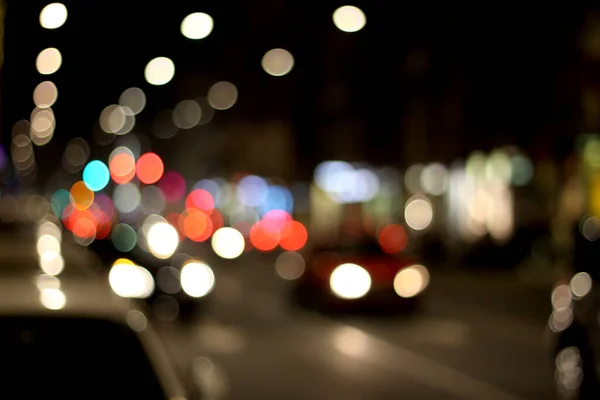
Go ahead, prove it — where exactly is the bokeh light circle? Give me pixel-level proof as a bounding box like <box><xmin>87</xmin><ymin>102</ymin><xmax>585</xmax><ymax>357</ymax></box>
<box><xmin>180</xmin><ymin>12</ymin><xmax>214</xmax><ymax>40</ymax></box>
<box><xmin>332</xmin><ymin>6</ymin><xmax>366</xmax><ymax>33</ymax></box>
<box><xmin>70</xmin><ymin>181</ymin><xmax>94</xmax><ymax>210</ymax></box>
<box><xmin>82</xmin><ymin>160</ymin><xmax>110</xmax><ymax>191</ymax></box>
<box><xmin>262</xmin><ymin>49</ymin><xmax>294</xmax><ymax>77</ymax></box>
<box><xmin>36</xmin><ymin>48</ymin><xmax>62</xmax><ymax>75</ymax></box>
<box><xmin>212</xmin><ymin>227</ymin><xmax>245</xmax><ymax>259</ymax></box>
<box><xmin>207</xmin><ymin>81</ymin><xmax>238</xmax><ymax>110</ymax></box>
<box><xmin>136</xmin><ymin>152</ymin><xmax>164</xmax><ymax>184</ymax></box>
<box><xmin>111</xmin><ymin>223</ymin><xmax>138</xmax><ymax>252</ymax></box>
<box><xmin>109</xmin><ymin>147</ymin><xmax>136</xmax><ymax>184</ymax></box>
<box><xmin>40</xmin><ymin>3</ymin><xmax>68</xmax><ymax>29</ymax></box>
<box><xmin>145</xmin><ymin>57</ymin><xmax>175</xmax><ymax>86</ymax></box>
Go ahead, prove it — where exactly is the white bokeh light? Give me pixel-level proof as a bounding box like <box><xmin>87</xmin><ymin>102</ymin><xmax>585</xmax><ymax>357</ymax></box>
<box><xmin>211</xmin><ymin>227</ymin><xmax>245</xmax><ymax>259</ymax></box>
<box><xmin>404</xmin><ymin>196</ymin><xmax>433</xmax><ymax>231</ymax></box>
<box><xmin>262</xmin><ymin>49</ymin><xmax>294</xmax><ymax>77</ymax></box>
<box><xmin>109</xmin><ymin>260</ymin><xmax>155</xmax><ymax>299</ymax></box>
<box><xmin>36</xmin><ymin>48</ymin><xmax>62</xmax><ymax>75</ymax></box>
<box><xmin>39</xmin><ymin>288</ymin><xmax>66</xmax><ymax>310</ymax></box>
<box><xmin>329</xmin><ymin>263</ymin><xmax>371</xmax><ymax>299</ymax></box>
<box><xmin>40</xmin><ymin>3</ymin><xmax>68</xmax><ymax>29</ymax></box>
<box><xmin>180</xmin><ymin>261</ymin><xmax>215</xmax><ymax>298</ymax></box>
<box><xmin>181</xmin><ymin>12</ymin><xmax>214</xmax><ymax>39</ymax></box>
<box><xmin>332</xmin><ymin>6</ymin><xmax>366</xmax><ymax>33</ymax></box>
<box><xmin>145</xmin><ymin>57</ymin><xmax>175</xmax><ymax>86</ymax></box>
<box><xmin>147</xmin><ymin>222</ymin><xmax>179</xmax><ymax>259</ymax></box>
<box><xmin>393</xmin><ymin>265</ymin><xmax>430</xmax><ymax>298</ymax></box>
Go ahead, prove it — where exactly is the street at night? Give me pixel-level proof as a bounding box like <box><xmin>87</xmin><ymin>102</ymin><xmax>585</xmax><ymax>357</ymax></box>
<box><xmin>158</xmin><ymin>255</ymin><xmax>554</xmax><ymax>400</ymax></box>
<box><xmin>4</xmin><ymin>2</ymin><xmax>600</xmax><ymax>399</ymax></box>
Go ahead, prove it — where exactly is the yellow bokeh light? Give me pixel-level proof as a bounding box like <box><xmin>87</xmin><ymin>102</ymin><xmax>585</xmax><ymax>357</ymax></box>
<box><xmin>145</xmin><ymin>57</ymin><xmax>175</xmax><ymax>86</ymax></box>
<box><xmin>332</xmin><ymin>6</ymin><xmax>366</xmax><ymax>33</ymax></box>
<box><xmin>180</xmin><ymin>12</ymin><xmax>214</xmax><ymax>40</ymax></box>
<box><xmin>40</xmin><ymin>3</ymin><xmax>68</xmax><ymax>29</ymax></box>
<box><xmin>262</xmin><ymin>48</ymin><xmax>294</xmax><ymax>77</ymax></box>
<box><xmin>36</xmin><ymin>48</ymin><xmax>62</xmax><ymax>75</ymax></box>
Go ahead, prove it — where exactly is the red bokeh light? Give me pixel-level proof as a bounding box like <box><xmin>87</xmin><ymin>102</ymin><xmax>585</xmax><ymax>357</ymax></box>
<box><xmin>249</xmin><ymin>221</ymin><xmax>279</xmax><ymax>252</ymax></box>
<box><xmin>378</xmin><ymin>224</ymin><xmax>408</xmax><ymax>254</ymax></box>
<box><xmin>159</xmin><ymin>171</ymin><xmax>186</xmax><ymax>203</ymax></box>
<box><xmin>279</xmin><ymin>220</ymin><xmax>308</xmax><ymax>251</ymax></box>
<box><xmin>185</xmin><ymin>189</ymin><xmax>215</xmax><ymax>214</ymax></box>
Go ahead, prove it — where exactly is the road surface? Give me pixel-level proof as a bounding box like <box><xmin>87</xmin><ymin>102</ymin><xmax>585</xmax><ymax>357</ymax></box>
<box><xmin>157</xmin><ymin>255</ymin><xmax>555</xmax><ymax>400</ymax></box>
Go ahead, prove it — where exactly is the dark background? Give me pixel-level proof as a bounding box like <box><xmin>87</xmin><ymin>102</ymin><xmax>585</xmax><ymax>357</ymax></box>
<box><xmin>1</xmin><ymin>1</ymin><xmax>595</xmax><ymax>181</ymax></box>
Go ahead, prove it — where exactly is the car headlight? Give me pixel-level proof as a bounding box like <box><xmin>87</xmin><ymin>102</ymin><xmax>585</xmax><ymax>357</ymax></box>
<box><xmin>109</xmin><ymin>259</ymin><xmax>155</xmax><ymax>299</ymax></box>
<box><xmin>393</xmin><ymin>264</ymin><xmax>429</xmax><ymax>298</ymax></box>
<box><xmin>329</xmin><ymin>263</ymin><xmax>371</xmax><ymax>299</ymax></box>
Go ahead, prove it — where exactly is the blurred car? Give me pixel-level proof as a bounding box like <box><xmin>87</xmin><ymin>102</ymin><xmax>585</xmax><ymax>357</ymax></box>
<box><xmin>292</xmin><ymin>239</ymin><xmax>430</xmax><ymax>312</ymax></box>
<box><xmin>549</xmin><ymin>224</ymin><xmax>600</xmax><ymax>398</ymax></box>
<box><xmin>0</xmin><ymin>226</ymin><xmax>203</xmax><ymax>399</ymax></box>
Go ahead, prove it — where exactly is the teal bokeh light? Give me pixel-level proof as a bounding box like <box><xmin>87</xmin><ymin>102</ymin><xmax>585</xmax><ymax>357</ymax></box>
<box><xmin>50</xmin><ymin>189</ymin><xmax>72</xmax><ymax>218</ymax></box>
<box><xmin>83</xmin><ymin>160</ymin><xmax>110</xmax><ymax>192</ymax></box>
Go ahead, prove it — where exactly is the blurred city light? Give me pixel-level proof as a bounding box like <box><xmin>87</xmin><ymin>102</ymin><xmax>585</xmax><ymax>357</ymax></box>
<box><xmin>109</xmin><ymin>146</ymin><xmax>136</xmax><ymax>184</ymax></box>
<box><xmin>145</xmin><ymin>57</ymin><xmax>175</xmax><ymax>85</ymax></box>
<box><xmin>136</xmin><ymin>152</ymin><xmax>164</xmax><ymax>184</ymax></box>
<box><xmin>332</xmin><ymin>6</ymin><xmax>366</xmax><ymax>33</ymax></box>
<box><xmin>212</xmin><ymin>227</ymin><xmax>245</xmax><ymax>259</ymax></box>
<box><xmin>275</xmin><ymin>251</ymin><xmax>305</xmax><ymax>280</ymax></box>
<box><xmin>36</xmin><ymin>47</ymin><xmax>62</xmax><ymax>75</ymax></box>
<box><xmin>147</xmin><ymin>222</ymin><xmax>179</xmax><ymax>259</ymax></box>
<box><xmin>207</xmin><ymin>81</ymin><xmax>238</xmax><ymax>110</ymax></box>
<box><xmin>262</xmin><ymin>49</ymin><xmax>294</xmax><ymax>77</ymax></box>
<box><xmin>180</xmin><ymin>261</ymin><xmax>215</xmax><ymax>298</ymax></box>
<box><xmin>173</xmin><ymin>99</ymin><xmax>202</xmax><ymax>128</ymax></box>
<box><xmin>119</xmin><ymin>87</ymin><xmax>146</xmax><ymax>115</ymax></box>
<box><xmin>39</xmin><ymin>287</ymin><xmax>66</xmax><ymax>310</ymax></box>
<box><xmin>330</xmin><ymin>263</ymin><xmax>371</xmax><ymax>299</ymax></box>
<box><xmin>109</xmin><ymin>259</ymin><xmax>155</xmax><ymax>298</ymax></box>
<box><xmin>82</xmin><ymin>160</ymin><xmax>110</xmax><ymax>191</ymax></box>
<box><xmin>404</xmin><ymin>195</ymin><xmax>433</xmax><ymax>231</ymax></box>
<box><xmin>393</xmin><ymin>265</ymin><xmax>430</xmax><ymax>298</ymax></box>
<box><xmin>33</xmin><ymin>81</ymin><xmax>58</xmax><ymax>108</ymax></box>
<box><xmin>181</xmin><ymin>12</ymin><xmax>214</xmax><ymax>40</ymax></box>
<box><xmin>39</xmin><ymin>3</ymin><xmax>67</xmax><ymax>29</ymax></box>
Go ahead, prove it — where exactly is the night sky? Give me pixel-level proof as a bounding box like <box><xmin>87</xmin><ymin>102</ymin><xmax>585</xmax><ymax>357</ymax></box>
<box><xmin>1</xmin><ymin>1</ymin><xmax>593</xmax><ymax>183</ymax></box>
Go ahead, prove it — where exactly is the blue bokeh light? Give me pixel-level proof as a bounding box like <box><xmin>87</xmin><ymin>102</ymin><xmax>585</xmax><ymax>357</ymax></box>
<box><xmin>83</xmin><ymin>160</ymin><xmax>110</xmax><ymax>192</ymax></box>
<box><xmin>258</xmin><ymin>185</ymin><xmax>293</xmax><ymax>216</ymax></box>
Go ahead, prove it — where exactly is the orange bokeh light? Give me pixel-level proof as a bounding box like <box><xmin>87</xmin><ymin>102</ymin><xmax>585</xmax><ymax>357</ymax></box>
<box><xmin>70</xmin><ymin>181</ymin><xmax>94</xmax><ymax>210</ymax></box>
<box><xmin>72</xmin><ymin>216</ymin><xmax>97</xmax><ymax>239</ymax></box>
<box><xmin>109</xmin><ymin>152</ymin><xmax>136</xmax><ymax>184</ymax></box>
<box><xmin>179</xmin><ymin>209</ymin><xmax>212</xmax><ymax>242</ymax></box>
<box><xmin>136</xmin><ymin>152</ymin><xmax>164</xmax><ymax>184</ymax></box>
